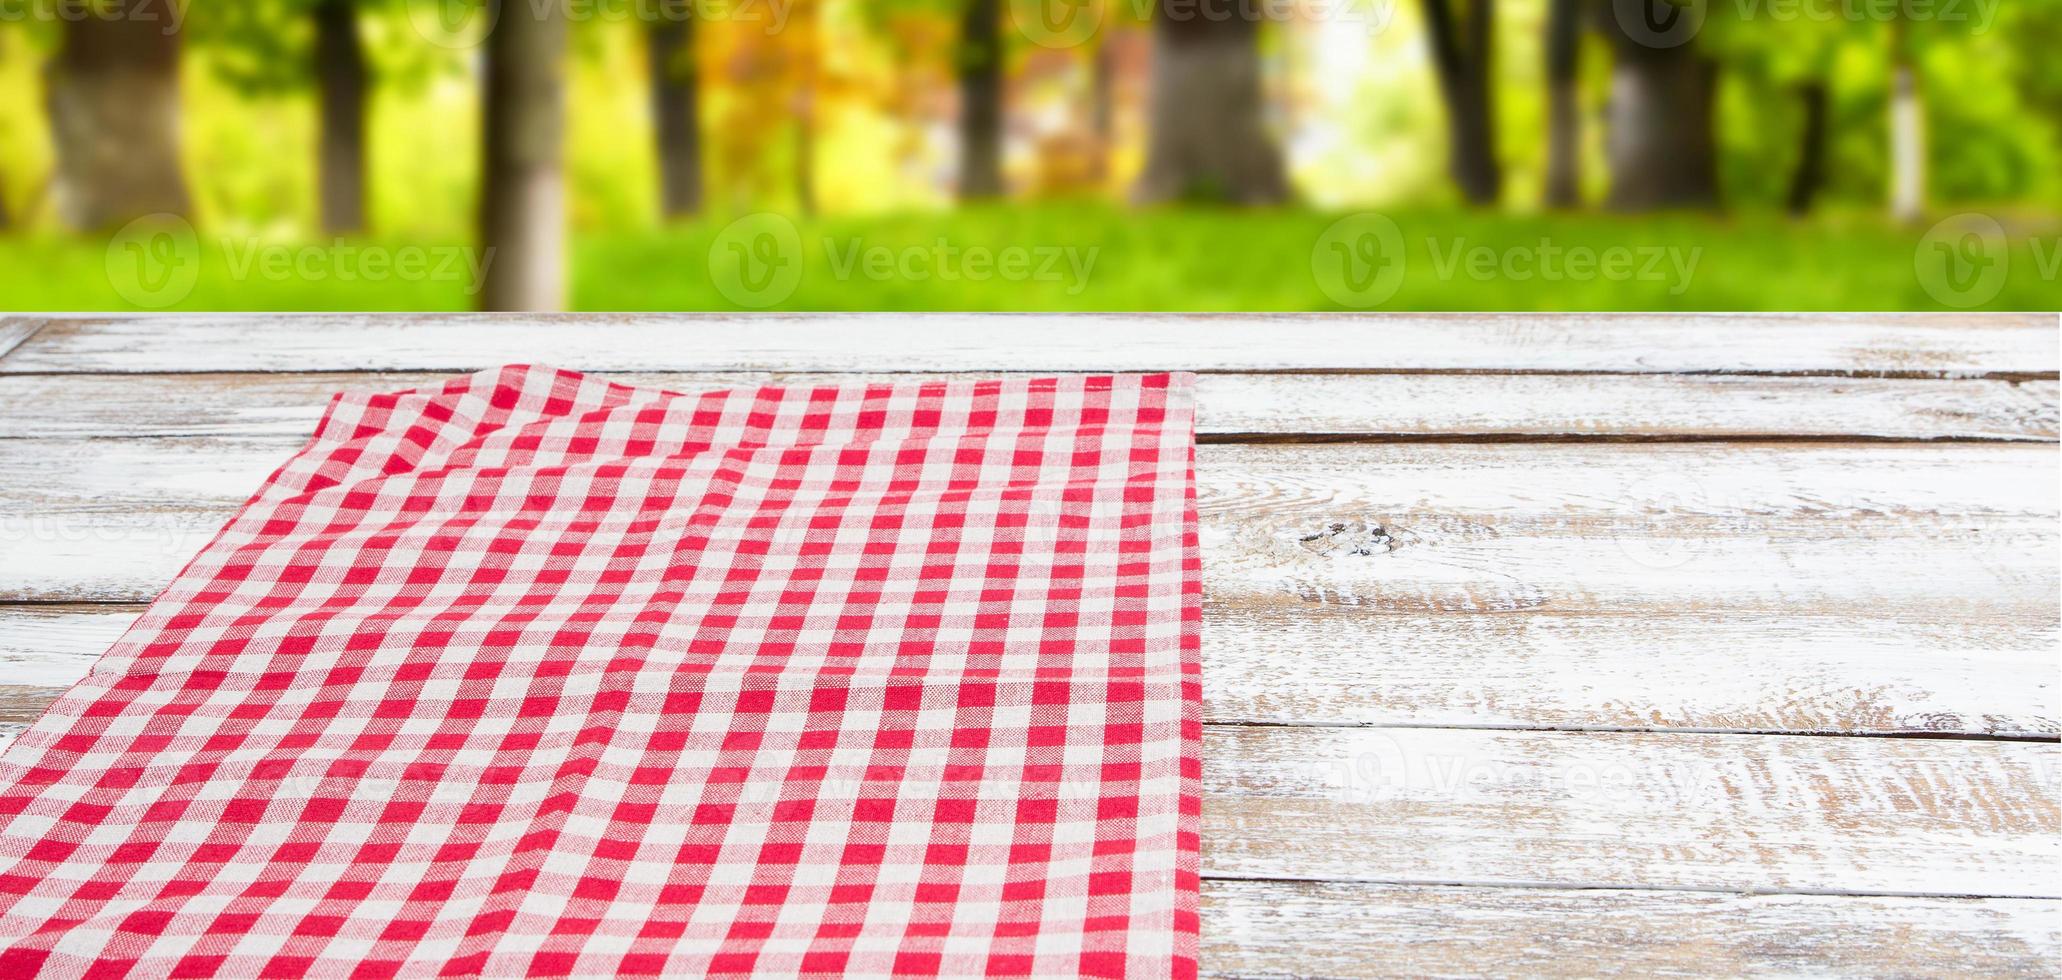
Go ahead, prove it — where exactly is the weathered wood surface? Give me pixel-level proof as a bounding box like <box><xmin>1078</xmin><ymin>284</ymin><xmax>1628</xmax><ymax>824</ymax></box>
<box><xmin>3</xmin><ymin>313</ymin><xmax>2056</xmax><ymax>375</ymax></box>
<box><xmin>0</xmin><ymin>370</ymin><xmax>2054</xmax><ymax>441</ymax></box>
<box><xmin>1201</xmin><ymin>880</ymin><xmax>2062</xmax><ymax>977</ymax></box>
<box><xmin>6</xmin><ymin>439</ymin><xmax>2053</xmax><ymax>611</ymax></box>
<box><xmin>0</xmin><ymin>318</ymin><xmax>43</xmax><ymax>362</ymax></box>
<box><xmin>9</xmin><ymin>604</ymin><xmax>2050</xmax><ymax>738</ymax></box>
<box><xmin>0</xmin><ymin>724</ymin><xmax>2048</xmax><ymax>898</ymax></box>
<box><xmin>1</xmin><ymin>315</ymin><xmax>2057</xmax><ymax>973</ymax></box>
<box><xmin>1</xmin><ymin>440</ymin><xmax>2053</xmax><ymax>737</ymax></box>
<box><xmin>1203</xmin><ymin>726</ymin><xmax>2059</xmax><ymax>897</ymax></box>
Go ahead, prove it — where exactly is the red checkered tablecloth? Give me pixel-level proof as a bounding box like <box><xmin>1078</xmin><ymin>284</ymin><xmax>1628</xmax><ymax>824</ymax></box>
<box><xmin>0</xmin><ymin>367</ymin><xmax>1201</xmax><ymax>977</ymax></box>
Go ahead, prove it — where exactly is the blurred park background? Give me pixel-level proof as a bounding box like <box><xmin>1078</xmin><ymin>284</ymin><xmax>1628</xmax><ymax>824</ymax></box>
<box><xmin>0</xmin><ymin>0</ymin><xmax>2058</xmax><ymax>311</ymax></box>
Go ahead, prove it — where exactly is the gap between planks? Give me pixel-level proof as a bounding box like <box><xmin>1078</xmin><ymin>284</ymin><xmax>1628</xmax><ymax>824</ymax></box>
<box><xmin>0</xmin><ymin>670</ymin><xmax>2055</xmax><ymax>742</ymax></box>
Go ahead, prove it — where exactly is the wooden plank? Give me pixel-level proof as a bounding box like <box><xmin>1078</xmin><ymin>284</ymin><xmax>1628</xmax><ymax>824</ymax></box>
<box><xmin>0</xmin><ymin>606</ymin><xmax>139</xmax><ymax>694</ymax></box>
<box><xmin>1</xmin><ymin>603</ymin><xmax>2053</xmax><ymax>737</ymax></box>
<box><xmin>0</xmin><ymin>442</ymin><xmax>2053</xmax><ymax>737</ymax></box>
<box><xmin>1202</xmin><ymin>726</ymin><xmax>2060</xmax><ymax>897</ymax></box>
<box><xmin>5</xmin><ymin>440</ymin><xmax>2053</xmax><ymax>611</ymax></box>
<box><xmin>1208</xmin><ymin>608</ymin><xmax>2058</xmax><ymax>737</ymax></box>
<box><xmin>22</xmin><ymin>438</ymin><xmax>2050</xmax><ymax>625</ymax></box>
<box><xmin>0</xmin><ymin>317</ymin><xmax>46</xmax><ymax>362</ymax></box>
<box><xmin>3</xmin><ymin>313</ymin><xmax>2056</xmax><ymax>376</ymax></box>
<box><xmin>1201</xmin><ymin>879</ymin><xmax>2062</xmax><ymax>977</ymax></box>
<box><xmin>0</xmin><ymin>720</ymin><xmax>2050</xmax><ymax>896</ymax></box>
<box><xmin>0</xmin><ymin>370</ymin><xmax>2053</xmax><ymax>441</ymax></box>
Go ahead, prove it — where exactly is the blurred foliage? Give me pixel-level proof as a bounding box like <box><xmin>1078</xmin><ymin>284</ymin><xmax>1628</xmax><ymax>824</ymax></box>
<box><xmin>0</xmin><ymin>0</ymin><xmax>2058</xmax><ymax>309</ymax></box>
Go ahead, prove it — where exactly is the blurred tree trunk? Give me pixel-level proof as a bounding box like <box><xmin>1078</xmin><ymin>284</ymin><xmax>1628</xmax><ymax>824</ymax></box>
<box><xmin>1421</xmin><ymin>0</ymin><xmax>1501</xmax><ymax>205</ymax></box>
<box><xmin>479</xmin><ymin>0</ymin><xmax>566</xmax><ymax>312</ymax></box>
<box><xmin>314</xmin><ymin>0</ymin><xmax>367</xmax><ymax>234</ymax></box>
<box><xmin>1601</xmin><ymin>3</ymin><xmax>1718</xmax><ymax>210</ymax></box>
<box><xmin>45</xmin><ymin>0</ymin><xmax>191</xmax><ymax>230</ymax></box>
<box><xmin>1785</xmin><ymin>80</ymin><xmax>1828</xmax><ymax>216</ymax></box>
<box><xmin>1542</xmin><ymin>0</ymin><xmax>1581</xmax><ymax>207</ymax></box>
<box><xmin>1135</xmin><ymin>0</ymin><xmax>1287</xmax><ymax>204</ymax></box>
<box><xmin>1090</xmin><ymin>38</ymin><xmax>1115</xmax><ymax>185</ymax></box>
<box><xmin>958</xmin><ymin>0</ymin><xmax>1004</xmax><ymax>199</ymax></box>
<box><xmin>794</xmin><ymin>90</ymin><xmax>817</xmax><ymax>216</ymax></box>
<box><xmin>1888</xmin><ymin>17</ymin><xmax>1924</xmax><ymax>223</ymax></box>
<box><xmin>792</xmin><ymin>0</ymin><xmax>818</xmax><ymax>216</ymax></box>
<box><xmin>649</xmin><ymin>13</ymin><xmax>702</xmax><ymax>218</ymax></box>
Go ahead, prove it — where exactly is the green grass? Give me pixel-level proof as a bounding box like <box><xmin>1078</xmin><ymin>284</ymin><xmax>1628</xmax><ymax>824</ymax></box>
<box><xmin>3</xmin><ymin>204</ymin><xmax>2057</xmax><ymax>311</ymax></box>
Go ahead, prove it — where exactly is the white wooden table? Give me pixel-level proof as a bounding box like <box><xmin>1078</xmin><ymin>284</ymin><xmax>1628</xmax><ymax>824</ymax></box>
<box><xmin>0</xmin><ymin>313</ymin><xmax>2056</xmax><ymax>975</ymax></box>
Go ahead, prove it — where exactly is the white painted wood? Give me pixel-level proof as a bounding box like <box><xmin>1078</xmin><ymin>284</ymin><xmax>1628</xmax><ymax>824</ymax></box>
<box><xmin>1204</xmin><ymin>726</ymin><xmax>2061</xmax><ymax>897</ymax></box>
<box><xmin>0</xmin><ymin>606</ymin><xmax>139</xmax><ymax>690</ymax></box>
<box><xmin>1201</xmin><ymin>880</ymin><xmax>2062</xmax><ymax>976</ymax></box>
<box><xmin>0</xmin><ymin>716</ymin><xmax>2049</xmax><ymax>900</ymax></box>
<box><xmin>3</xmin><ymin>313</ymin><xmax>2055</xmax><ymax>375</ymax></box>
<box><xmin>1209</xmin><ymin>608</ymin><xmax>2058</xmax><ymax>737</ymax></box>
<box><xmin>0</xmin><ymin>370</ymin><xmax>2053</xmax><ymax>440</ymax></box>
<box><xmin>25</xmin><ymin>440</ymin><xmax>2045</xmax><ymax>625</ymax></box>
<box><xmin>0</xmin><ymin>705</ymin><xmax>2051</xmax><ymax>895</ymax></box>
<box><xmin>3</xmin><ymin>604</ymin><xmax>2052</xmax><ymax>736</ymax></box>
<box><xmin>0</xmin><ymin>441</ymin><xmax>2052</xmax><ymax>736</ymax></box>
<box><xmin>6</xmin><ymin>440</ymin><xmax>2053</xmax><ymax>608</ymax></box>
<box><xmin>0</xmin><ymin>318</ymin><xmax>45</xmax><ymax>362</ymax></box>
<box><xmin>0</xmin><ymin>317</ymin><xmax>2056</xmax><ymax>968</ymax></box>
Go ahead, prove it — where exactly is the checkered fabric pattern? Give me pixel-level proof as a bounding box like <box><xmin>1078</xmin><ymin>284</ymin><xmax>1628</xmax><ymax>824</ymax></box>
<box><xmin>0</xmin><ymin>367</ymin><xmax>1201</xmax><ymax>978</ymax></box>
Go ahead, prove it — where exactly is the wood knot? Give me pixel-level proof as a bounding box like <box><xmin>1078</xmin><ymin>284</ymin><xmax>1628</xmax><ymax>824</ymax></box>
<box><xmin>1297</xmin><ymin>520</ymin><xmax>1398</xmax><ymax>557</ymax></box>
